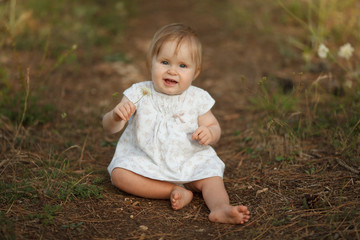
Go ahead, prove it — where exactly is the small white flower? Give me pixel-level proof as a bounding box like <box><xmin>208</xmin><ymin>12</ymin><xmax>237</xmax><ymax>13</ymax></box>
<box><xmin>317</xmin><ymin>44</ymin><xmax>329</xmax><ymax>59</ymax></box>
<box><xmin>141</xmin><ymin>86</ymin><xmax>151</xmax><ymax>96</ymax></box>
<box><xmin>135</xmin><ymin>86</ymin><xmax>152</xmax><ymax>104</ymax></box>
<box><xmin>338</xmin><ymin>43</ymin><xmax>354</xmax><ymax>60</ymax></box>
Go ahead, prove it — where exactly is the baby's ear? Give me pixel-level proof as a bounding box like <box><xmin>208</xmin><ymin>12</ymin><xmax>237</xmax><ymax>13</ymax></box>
<box><xmin>193</xmin><ymin>67</ymin><xmax>201</xmax><ymax>80</ymax></box>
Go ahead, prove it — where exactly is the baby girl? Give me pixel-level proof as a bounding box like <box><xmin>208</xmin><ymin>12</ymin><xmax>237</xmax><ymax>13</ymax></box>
<box><xmin>103</xmin><ymin>23</ymin><xmax>250</xmax><ymax>224</ymax></box>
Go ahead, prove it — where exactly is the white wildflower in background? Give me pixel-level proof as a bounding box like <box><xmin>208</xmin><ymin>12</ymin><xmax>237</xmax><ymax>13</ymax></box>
<box><xmin>317</xmin><ymin>44</ymin><xmax>329</xmax><ymax>59</ymax></box>
<box><xmin>338</xmin><ymin>43</ymin><xmax>354</xmax><ymax>60</ymax></box>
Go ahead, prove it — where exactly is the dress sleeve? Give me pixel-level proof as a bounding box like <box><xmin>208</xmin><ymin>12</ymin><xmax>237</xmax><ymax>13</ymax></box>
<box><xmin>196</xmin><ymin>88</ymin><xmax>216</xmax><ymax>116</ymax></box>
<box><xmin>123</xmin><ymin>81</ymin><xmax>151</xmax><ymax>107</ymax></box>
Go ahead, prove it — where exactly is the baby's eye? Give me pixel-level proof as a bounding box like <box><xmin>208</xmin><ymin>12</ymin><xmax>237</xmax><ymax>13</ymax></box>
<box><xmin>179</xmin><ymin>64</ymin><xmax>187</xmax><ymax>68</ymax></box>
<box><xmin>161</xmin><ymin>61</ymin><xmax>169</xmax><ymax>65</ymax></box>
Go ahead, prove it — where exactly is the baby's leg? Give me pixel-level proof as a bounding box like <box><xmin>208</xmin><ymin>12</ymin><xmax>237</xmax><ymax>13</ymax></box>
<box><xmin>111</xmin><ymin>168</ymin><xmax>193</xmax><ymax>210</ymax></box>
<box><xmin>188</xmin><ymin>177</ymin><xmax>250</xmax><ymax>224</ymax></box>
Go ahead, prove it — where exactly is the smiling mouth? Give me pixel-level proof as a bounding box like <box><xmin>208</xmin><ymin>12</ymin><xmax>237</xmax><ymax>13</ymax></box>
<box><xmin>164</xmin><ymin>78</ymin><xmax>178</xmax><ymax>85</ymax></box>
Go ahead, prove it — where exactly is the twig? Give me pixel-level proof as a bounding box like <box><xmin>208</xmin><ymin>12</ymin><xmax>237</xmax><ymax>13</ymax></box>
<box><xmin>79</xmin><ymin>129</ymin><xmax>90</xmax><ymax>169</ymax></box>
<box><xmin>253</xmin><ymin>224</ymin><xmax>272</xmax><ymax>240</ymax></box>
<box><xmin>335</xmin><ymin>158</ymin><xmax>360</xmax><ymax>175</ymax></box>
<box><xmin>193</xmin><ymin>205</ymin><xmax>202</xmax><ymax>220</ymax></box>
<box><xmin>0</xmin><ymin>159</ymin><xmax>10</xmax><ymax>168</ymax></box>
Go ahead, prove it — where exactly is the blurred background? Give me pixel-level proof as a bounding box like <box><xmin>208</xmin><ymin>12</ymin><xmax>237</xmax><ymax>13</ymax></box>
<box><xmin>1</xmin><ymin>0</ymin><xmax>359</xmax><ymax>239</ymax></box>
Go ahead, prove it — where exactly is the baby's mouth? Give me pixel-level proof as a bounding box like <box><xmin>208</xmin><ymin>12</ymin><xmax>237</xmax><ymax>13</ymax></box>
<box><xmin>164</xmin><ymin>78</ymin><xmax>178</xmax><ymax>86</ymax></box>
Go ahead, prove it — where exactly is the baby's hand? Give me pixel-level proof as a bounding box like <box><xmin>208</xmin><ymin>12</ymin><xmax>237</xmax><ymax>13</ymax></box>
<box><xmin>112</xmin><ymin>101</ymin><xmax>136</xmax><ymax>122</ymax></box>
<box><xmin>192</xmin><ymin>126</ymin><xmax>213</xmax><ymax>146</ymax></box>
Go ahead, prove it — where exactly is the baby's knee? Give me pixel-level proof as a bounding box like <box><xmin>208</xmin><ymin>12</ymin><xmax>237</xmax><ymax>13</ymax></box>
<box><xmin>190</xmin><ymin>176</ymin><xmax>223</xmax><ymax>191</ymax></box>
<box><xmin>111</xmin><ymin>168</ymin><xmax>131</xmax><ymax>187</ymax></box>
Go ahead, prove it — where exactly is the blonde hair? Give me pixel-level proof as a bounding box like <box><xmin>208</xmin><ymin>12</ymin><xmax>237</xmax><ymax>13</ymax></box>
<box><xmin>146</xmin><ymin>23</ymin><xmax>202</xmax><ymax>72</ymax></box>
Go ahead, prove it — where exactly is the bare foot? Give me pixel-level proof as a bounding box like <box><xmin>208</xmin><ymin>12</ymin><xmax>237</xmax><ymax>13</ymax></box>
<box><xmin>209</xmin><ymin>205</ymin><xmax>250</xmax><ymax>224</ymax></box>
<box><xmin>170</xmin><ymin>186</ymin><xmax>193</xmax><ymax>210</ymax></box>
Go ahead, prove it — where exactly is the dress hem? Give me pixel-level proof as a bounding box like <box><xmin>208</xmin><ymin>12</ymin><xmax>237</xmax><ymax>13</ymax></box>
<box><xmin>109</xmin><ymin>166</ymin><xmax>223</xmax><ymax>184</ymax></box>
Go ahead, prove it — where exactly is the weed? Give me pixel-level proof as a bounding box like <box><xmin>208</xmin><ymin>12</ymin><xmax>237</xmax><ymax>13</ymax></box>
<box><xmin>273</xmin><ymin>215</ymin><xmax>291</xmax><ymax>226</ymax></box>
<box><xmin>277</xmin><ymin>0</ymin><xmax>360</xmax><ymax>45</ymax></box>
<box><xmin>275</xmin><ymin>155</ymin><xmax>294</xmax><ymax>163</ymax></box>
<box><xmin>1</xmin><ymin>0</ymin><xmax>132</xmax><ymax>52</ymax></box>
<box><xmin>326</xmin><ymin>207</ymin><xmax>358</xmax><ymax>226</ymax></box>
<box><xmin>0</xmin><ymin>90</ymin><xmax>55</xmax><ymax>126</ymax></box>
<box><xmin>0</xmin><ymin>211</ymin><xmax>15</xmax><ymax>240</ymax></box>
<box><xmin>61</xmin><ymin>222</ymin><xmax>84</xmax><ymax>233</ymax></box>
<box><xmin>0</xmin><ymin>181</ymin><xmax>38</xmax><ymax>204</ymax></box>
<box><xmin>50</xmin><ymin>44</ymin><xmax>78</xmax><ymax>72</ymax></box>
<box><xmin>28</xmin><ymin>204</ymin><xmax>62</xmax><ymax>225</ymax></box>
<box><xmin>92</xmin><ymin>177</ymin><xmax>105</xmax><ymax>185</ymax></box>
<box><xmin>53</xmin><ymin>181</ymin><xmax>103</xmax><ymax>201</ymax></box>
<box><xmin>249</xmin><ymin>70</ymin><xmax>360</xmax><ymax>165</ymax></box>
<box><xmin>277</xmin><ymin>0</ymin><xmax>359</xmax><ymax>85</ymax></box>
<box><xmin>250</xmin><ymin>77</ymin><xmax>298</xmax><ymax>119</ymax></box>
<box><xmin>305</xmin><ymin>167</ymin><xmax>315</xmax><ymax>175</ymax></box>
<box><xmin>0</xmin><ymin>67</ymin><xmax>54</xmax><ymax>129</ymax></box>
<box><xmin>100</xmin><ymin>140</ymin><xmax>118</xmax><ymax>147</ymax></box>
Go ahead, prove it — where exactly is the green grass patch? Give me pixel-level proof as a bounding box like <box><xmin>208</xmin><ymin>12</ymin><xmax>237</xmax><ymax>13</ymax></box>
<box><xmin>1</xmin><ymin>0</ymin><xmax>134</xmax><ymax>53</ymax></box>
<box><xmin>0</xmin><ymin>181</ymin><xmax>38</xmax><ymax>204</ymax></box>
<box><xmin>55</xmin><ymin>181</ymin><xmax>103</xmax><ymax>201</ymax></box>
<box><xmin>0</xmin><ymin>90</ymin><xmax>55</xmax><ymax>126</ymax></box>
<box><xmin>27</xmin><ymin>204</ymin><xmax>63</xmax><ymax>225</ymax></box>
<box><xmin>248</xmin><ymin>74</ymin><xmax>360</xmax><ymax>165</ymax></box>
<box><xmin>0</xmin><ymin>211</ymin><xmax>15</xmax><ymax>240</ymax></box>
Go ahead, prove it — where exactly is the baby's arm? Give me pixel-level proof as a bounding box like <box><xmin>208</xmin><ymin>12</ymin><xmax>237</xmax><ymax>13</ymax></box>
<box><xmin>192</xmin><ymin>110</ymin><xmax>221</xmax><ymax>146</ymax></box>
<box><xmin>102</xmin><ymin>96</ymin><xmax>136</xmax><ymax>134</ymax></box>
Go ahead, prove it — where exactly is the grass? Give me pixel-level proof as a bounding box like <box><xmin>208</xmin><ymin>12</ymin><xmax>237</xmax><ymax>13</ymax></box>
<box><xmin>27</xmin><ymin>204</ymin><xmax>63</xmax><ymax>225</ymax></box>
<box><xmin>1</xmin><ymin>147</ymin><xmax>103</xmax><ymax>203</ymax></box>
<box><xmin>1</xmin><ymin>0</ymin><xmax>133</xmax><ymax>51</ymax></box>
<box><xmin>0</xmin><ymin>2</ymin><xmax>125</xmax><ymax>237</ymax></box>
<box><xmin>0</xmin><ymin>211</ymin><xmax>15</xmax><ymax>240</ymax></box>
<box><xmin>248</xmin><ymin>73</ymin><xmax>360</xmax><ymax>167</ymax></box>
<box><xmin>277</xmin><ymin>0</ymin><xmax>360</xmax><ymax>44</ymax></box>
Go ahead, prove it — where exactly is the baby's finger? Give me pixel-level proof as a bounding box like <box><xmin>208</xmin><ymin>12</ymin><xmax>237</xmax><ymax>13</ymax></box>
<box><xmin>113</xmin><ymin>108</ymin><xmax>125</xmax><ymax>121</ymax></box>
<box><xmin>119</xmin><ymin>107</ymin><xmax>131</xmax><ymax>121</ymax></box>
<box><xmin>122</xmin><ymin>103</ymin><xmax>131</xmax><ymax>116</ymax></box>
<box><xmin>128</xmin><ymin>102</ymin><xmax>136</xmax><ymax>113</ymax></box>
<box><xmin>199</xmin><ymin>135</ymin><xmax>210</xmax><ymax>145</ymax></box>
<box><xmin>123</xmin><ymin>102</ymin><xmax>136</xmax><ymax>117</ymax></box>
<box><xmin>192</xmin><ymin>129</ymin><xmax>201</xmax><ymax>140</ymax></box>
<box><xmin>198</xmin><ymin>130</ymin><xmax>208</xmax><ymax>139</ymax></box>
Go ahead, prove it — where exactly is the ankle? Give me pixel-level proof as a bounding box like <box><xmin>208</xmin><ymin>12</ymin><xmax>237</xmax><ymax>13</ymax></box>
<box><xmin>210</xmin><ymin>203</ymin><xmax>230</xmax><ymax>212</ymax></box>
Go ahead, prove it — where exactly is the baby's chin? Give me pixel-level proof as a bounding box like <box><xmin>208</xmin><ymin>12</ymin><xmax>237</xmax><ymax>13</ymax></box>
<box><xmin>153</xmin><ymin>85</ymin><xmax>185</xmax><ymax>96</ymax></box>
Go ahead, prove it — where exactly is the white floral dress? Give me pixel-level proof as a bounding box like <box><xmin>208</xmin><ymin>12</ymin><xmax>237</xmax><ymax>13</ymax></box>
<box><xmin>107</xmin><ymin>81</ymin><xmax>225</xmax><ymax>184</ymax></box>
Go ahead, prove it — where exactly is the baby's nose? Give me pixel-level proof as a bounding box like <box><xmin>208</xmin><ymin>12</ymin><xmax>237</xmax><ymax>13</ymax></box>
<box><xmin>167</xmin><ymin>67</ymin><xmax>177</xmax><ymax>75</ymax></box>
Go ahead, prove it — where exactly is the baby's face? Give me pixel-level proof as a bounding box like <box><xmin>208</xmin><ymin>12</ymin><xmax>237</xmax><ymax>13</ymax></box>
<box><xmin>151</xmin><ymin>40</ymin><xmax>199</xmax><ymax>95</ymax></box>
